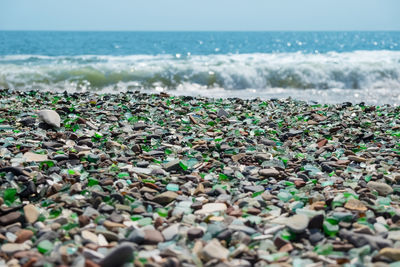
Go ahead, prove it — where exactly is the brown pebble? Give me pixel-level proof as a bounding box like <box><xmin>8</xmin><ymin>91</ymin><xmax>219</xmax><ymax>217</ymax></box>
<box><xmin>228</xmin><ymin>209</ymin><xmax>243</xmax><ymax>217</ymax></box>
<box><xmin>344</xmin><ymin>199</ymin><xmax>367</xmax><ymax>212</ymax></box>
<box><xmin>0</xmin><ymin>211</ymin><xmax>23</xmax><ymax>226</ymax></box>
<box><xmin>294</xmin><ymin>180</ymin><xmax>306</xmax><ymax>188</ymax></box>
<box><xmin>247</xmin><ymin>208</ymin><xmax>261</xmax><ymax>215</ymax></box>
<box><xmin>154</xmin><ymin>217</ymin><xmax>164</xmax><ymax>229</ymax></box>
<box><xmin>79</xmin><ymin>215</ymin><xmax>90</xmax><ymax>227</ymax></box>
<box><xmin>279</xmin><ymin>243</ymin><xmax>294</xmax><ymax>253</ymax></box>
<box><xmin>143</xmin><ymin>229</ymin><xmax>164</xmax><ymax>244</ymax></box>
<box><xmin>15</xmin><ymin>229</ymin><xmax>34</xmax><ymax>243</ymax></box>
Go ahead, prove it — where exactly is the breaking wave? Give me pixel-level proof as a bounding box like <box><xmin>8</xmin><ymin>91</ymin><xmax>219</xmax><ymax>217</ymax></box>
<box><xmin>0</xmin><ymin>51</ymin><xmax>400</xmax><ymax>92</ymax></box>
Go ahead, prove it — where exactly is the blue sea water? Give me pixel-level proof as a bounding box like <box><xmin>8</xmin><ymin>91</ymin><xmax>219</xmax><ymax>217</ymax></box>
<box><xmin>1</xmin><ymin>31</ymin><xmax>400</xmax><ymax>104</ymax></box>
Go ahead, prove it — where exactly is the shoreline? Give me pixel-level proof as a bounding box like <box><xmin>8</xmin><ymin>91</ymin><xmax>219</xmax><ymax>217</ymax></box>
<box><xmin>1</xmin><ymin>89</ymin><xmax>400</xmax><ymax>266</ymax></box>
<box><xmin>1</xmin><ymin>88</ymin><xmax>399</xmax><ymax>106</ymax></box>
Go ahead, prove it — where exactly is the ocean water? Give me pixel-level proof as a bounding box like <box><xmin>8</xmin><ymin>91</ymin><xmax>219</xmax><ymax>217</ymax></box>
<box><xmin>1</xmin><ymin>31</ymin><xmax>400</xmax><ymax>104</ymax></box>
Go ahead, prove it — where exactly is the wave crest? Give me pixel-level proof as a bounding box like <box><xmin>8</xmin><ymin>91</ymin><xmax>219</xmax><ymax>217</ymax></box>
<box><xmin>0</xmin><ymin>51</ymin><xmax>399</xmax><ymax>91</ymax></box>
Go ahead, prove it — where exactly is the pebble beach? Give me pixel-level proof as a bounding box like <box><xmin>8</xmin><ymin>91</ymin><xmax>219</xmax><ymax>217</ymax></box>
<box><xmin>1</xmin><ymin>89</ymin><xmax>400</xmax><ymax>266</ymax></box>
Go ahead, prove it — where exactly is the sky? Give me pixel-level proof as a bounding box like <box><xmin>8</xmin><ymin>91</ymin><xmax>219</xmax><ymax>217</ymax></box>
<box><xmin>0</xmin><ymin>0</ymin><xmax>399</xmax><ymax>31</ymax></box>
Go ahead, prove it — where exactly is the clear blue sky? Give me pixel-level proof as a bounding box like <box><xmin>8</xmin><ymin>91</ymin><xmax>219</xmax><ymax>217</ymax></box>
<box><xmin>1</xmin><ymin>0</ymin><xmax>399</xmax><ymax>31</ymax></box>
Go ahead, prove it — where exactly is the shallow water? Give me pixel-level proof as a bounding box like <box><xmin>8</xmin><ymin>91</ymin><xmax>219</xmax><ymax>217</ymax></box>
<box><xmin>1</xmin><ymin>31</ymin><xmax>399</xmax><ymax>104</ymax></box>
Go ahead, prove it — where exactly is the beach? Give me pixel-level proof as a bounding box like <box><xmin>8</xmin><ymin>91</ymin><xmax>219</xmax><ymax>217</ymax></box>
<box><xmin>1</xmin><ymin>89</ymin><xmax>400</xmax><ymax>266</ymax></box>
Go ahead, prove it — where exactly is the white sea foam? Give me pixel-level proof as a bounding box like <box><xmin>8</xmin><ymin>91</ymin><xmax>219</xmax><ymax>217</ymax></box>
<box><xmin>0</xmin><ymin>51</ymin><xmax>400</xmax><ymax>104</ymax></box>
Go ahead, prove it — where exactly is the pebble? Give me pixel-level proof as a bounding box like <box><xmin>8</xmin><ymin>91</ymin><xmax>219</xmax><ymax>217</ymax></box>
<box><xmin>201</xmin><ymin>239</ymin><xmax>229</xmax><ymax>261</ymax></box>
<box><xmin>0</xmin><ymin>91</ymin><xmax>399</xmax><ymax>266</ymax></box>
<box><xmin>23</xmin><ymin>152</ymin><xmax>48</xmax><ymax>162</ymax></box>
<box><xmin>37</xmin><ymin>109</ymin><xmax>61</xmax><ymax>128</ymax></box>
<box><xmin>194</xmin><ymin>203</ymin><xmax>227</xmax><ymax>214</ymax></box>
<box><xmin>339</xmin><ymin>229</ymin><xmax>393</xmax><ymax>250</ymax></box>
<box><xmin>347</xmin><ymin>155</ymin><xmax>367</xmax><ymax>163</ymax></box>
<box><xmin>82</xmin><ymin>230</ymin><xmax>99</xmax><ymax>244</ymax></box>
<box><xmin>1</xmin><ymin>243</ymin><xmax>29</xmax><ymax>253</ymax></box>
<box><xmin>98</xmin><ymin>243</ymin><xmax>135</xmax><ymax>267</ymax></box>
<box><xmin>15</xmin><ymin>229</ymin><xmax>34</xmax><ymax>243</ymax></box>
<box><xmin>344</xmin><ymin>199</ymin><xmax>367</xmax><ymax>212</ymax></box>
<box><xmin>143</xmin><ymin>229</ymin><xmax>164</xmax><ymax>244</ymax></box>
<box><xmin>162</xmin><ymin>223</ymin><xmax>180</xmax><ymax>241</ymax></box>
<box><xmin>0</xmin><ymin>212</ymin><xmax>22</xmax><ymax>226</ymax></box>
<box><xmin>187</xmin><ymin>228</ymin><xmax>204</xmax><ymax>240</ymax></box>
<box><xmin>127</xmin><ymin>229</ymin><xmax>145</xmax><ymax>244</ymax></box>
<box><xmin>367</xmin><ymin>181</ymin><xmax>394</xmax><ymax>196</ymax></box>
<box><xmin>259</xmin><ymin>168</ymin><xmax>280</xmax><ymax>177</ymax></box>
<box><xmin>152</xmin><ymin>191</ymin><xmax>178</xmax><ymax>205</ymax></box>
<box><xmin>378</xmin><ymin>248</ymin><xmax>400</xmax><ymax>261</ymax></box>
<box><xmin>23</xmin><ymin>204</ymin><xmax>39</xmax><ymax>224</ymax></box>
<box><xmin>286</xmin><ymin>214</ymin><xmax>309</xmax><ymax>233</ymax></box>
<box><xmin>164</xmin><ymin>160</ymin><xmax>181</xmax><ymax>171</ymax></box>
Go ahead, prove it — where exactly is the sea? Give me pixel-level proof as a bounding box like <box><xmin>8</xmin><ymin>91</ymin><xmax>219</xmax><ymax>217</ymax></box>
<box><xmin>0</xmin><ymin>31</ymin><xmax>400</xmax><ymax>105</ymax></box>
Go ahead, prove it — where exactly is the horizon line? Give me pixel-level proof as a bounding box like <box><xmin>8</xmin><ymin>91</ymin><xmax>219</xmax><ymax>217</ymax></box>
<box><xmin>1</xmin><ymin>29</ymin><xmax>400</xmax><ymax>32</ymax></box>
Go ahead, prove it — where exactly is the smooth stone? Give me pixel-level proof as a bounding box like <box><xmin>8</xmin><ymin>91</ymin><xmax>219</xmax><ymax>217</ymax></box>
<box><xmin>98</xmin><ymin>243</ymin><xmax>135</xmax><ymax>267</ymax></box>
<box><xmin>286</xmin><ymin>214</ymin><xmax>309</xmax><ymax>233</ymax></box>
<box><xmin>201</xmin><ymin>239</ymin><xmax>229</xmax><ymax>261</ymax></box>
<box><xmin>103</xmin><ymin>220</ymin><xmax>125</xmax><ymax>230</ymax></box>
<box><xmin>79</xmin><ymin>215</ymin><xmax>90</xmax><ymax>227</ymax></box>
<box><xmin>347</xmin><ymin>155</ymin><xmax>367</xmax><ymax>163</ymax></box>
<box><xmin>339</xmin><ymin>229</ymin><xmax>393</xmax><ymax>250</ymax></box>
<box><xmin>309</xmin><ymin>229</ymin><xmax>324</xmax><ymax>244</ymax></box>
<box><xmin>228</xmin><ymin>224</ymin><xmax>257</xmax><ymax>235</ymax></box>
<box><xmin>23</xmin><ymin>152</ymin><xmax>48</xmax><ymax>162</ymax></box>
<box><xmin>83</xmin><ymin>206</ymin><xmax>100</xmax><ymax>217</ymax></box>
<box><xmin>15</xmin><ymin>229</ymin><xmax>34</xmax><ymax>243</ymax></box>
<box><xmin>82</xmin><ymin>230</ymin><xmax>98</xmax><ymax>244</ymax></box>
<box><xmin>243</xmin><ymin>185</ymin><xmax>264</xmax><ymax>192</ymax></box>
<box><xmin>143</xmin><ymin>229</ymin><xmax>164</xmax><ymax>244</ymax></box>
<box><xmin>98</xmin><ymin>234</ymin><xmax>108</xmax><ymax>246</ymax></box>
<box><xmin>379</xmin><ymin>248</ymin><xmax>400</xmax><ymax>261</ymax></box>
<box><xmin>161</xmin><ymin>223</ymin><xmax>180</xmax><ymax>241</ymax></box>
<box><xmin>1</xmin><ymin>243</ymin><xmax>29</xmax><ymax>253</ymax></box>
<box><xmin>259</xmin><ymin>168</ymin><xmax>280</xmax><ymax>177</ymax></box>
<box><xmin>37</xmin><ymin>110</ymin><xmax>61</xmax><ymax>128</ymax></box>
<box><xmin>164</xmin><ymin>160</ymin><xmax>181</xmax><ymax>172</ymax></box>
<box><xmin>187</xmin><ymin>228</ymin><xmax>204</xmax><ymax>240</ymax></box>
<box><xmin>367</xmin><ymin>181</ymin><xmax>393</xmax><ymax>196</ymax></box>
<box><xmin>344</xmin><ymin>199</ymin><xmax>367</xmax><ymax>212</ymax></box>
<box><xmin>133</xmin><ymin>122</ymin><xmax>147</xmax><ymax>130</ymax></box>
<box><xmin>0</xmin><ymin>212</ymin><xmax>23</xmax><ymax>226</ymax></box>
<box><xmin>95</xmin><ymin>230</ymin><xmax>119</xmax><ymax>242</ymax></box>
<box><xmin>255</xmin><ymin>153</ymin><xmax>271</xmax><ymax>161</ymax></box>
<box><xmin>194</xmin><ymin>203</ymin><xmax>227</xmax><ymax>215</ymax></box>
<box><xmin>374</xmin><ymin>223</ymin><xmax>388</xmax><ymax>234</ymax></box>
<box><xmin>24</xmin><ymin>204</ymin><xmax>39</xmax><ymax>223</ymax></box>
<box><xmin>83</xmin><ymin>248</ymin><xmax>104</xmax><ymax>261</ymax></box>
<box><xmin>131</xmin><ymin>167</ymin><xmax>152</xmax><ymax>175</ymax></box>
<box><xmin>99</xmin><ymin>204</ymin><xmax>115</xmax><ymax>213</ymax></box>
<box><xmin>388</xmin><ymin>230</ymin><xmax>400</xmax><ymax>241</ymax></box>
<box><xmin>127</xmin><ymin>229</ymin><xmax>145</xmax><ymax>244</ymax></box>
<box><xmin>152</xmin><ymin>191</ymin><xmax>178</xmax><ymax>205</ymax></box>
